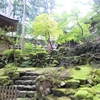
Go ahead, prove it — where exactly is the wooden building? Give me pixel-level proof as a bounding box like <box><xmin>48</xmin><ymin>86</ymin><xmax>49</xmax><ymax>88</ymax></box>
<box><xmin>0</xmin><ymin>13</ymin><xmax>18</xmax><ymax>54</ymax></box>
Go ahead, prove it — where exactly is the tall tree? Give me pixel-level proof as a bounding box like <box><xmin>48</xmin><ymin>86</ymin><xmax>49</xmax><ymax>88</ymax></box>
<box><xmin>56</xmin><ymin>8</ymin><xmax>90</xmax><ymax>45</ymax></box>
<box><xmin>32</xmin><ymin>14</ymin><xmax>63</xmax><ymax>52</ymax></box>
<box><xmin>21</xmin><ymin>0</ymin><xmax>26</xmax><ymax>53</ymax></box>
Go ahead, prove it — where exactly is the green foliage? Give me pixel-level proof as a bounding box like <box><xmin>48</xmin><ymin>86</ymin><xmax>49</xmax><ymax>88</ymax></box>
<box><xmin>3</xmin><ymin>63</ymin><xmax>17</xmax><ymax>76</ymax></box>
<box><xmin>24</xmin><ymin>42</ymin><xmax>46</xmax><ymax>54</ymax></box>
<box><xmin>52</xmin><ymin>11</ymin><xmax>70</xmax><ymax>31</ymax></box>
<box><xmin>3</xmin><ymin>49</ymin><xmax>22</xmax><ymax>57</ymax></box>
<box><xmin>56</xmin><ymin>20</ymin><xmax>90</xmax><ymax>44</ymax></box>
<box><xmin>20</xmin><ymin>60</ymin><xmax>32</xmax><ymax>67</ymax></box>
<box><xmin>32</xmin><ymin>14</ymin><xmax>63</xmax><ymax>40</ymax></box>
<box><xmin>33</xmin><ymin>45</ymin><xmax>46</xmax><ymax>53</ymax></box>
<box><xmin>0</xmin><ymin>28</ymin><xmax>14</xmax><ymax>45</ymax></box>
<box><xmin>29</xmin><ymin>52</ymin><xmax>47</xmax><ymax>67</ymax></box>
<box><xmin>24</xmin><ymin>42</ymin><xmax>34</xmax><ymax>54</ymax></box>
<box><xmin>3</xmin><ymin>49</ymin><xmax>22</xmax><ymax>64</ymax></box>
<box><xmin>0</xmin><ymin>76</ymin><xmax>10</xmax><ymax>86</ymax></box>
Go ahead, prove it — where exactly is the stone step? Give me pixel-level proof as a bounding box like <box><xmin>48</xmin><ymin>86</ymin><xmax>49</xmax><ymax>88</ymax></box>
<box><xmin>19</xmin><ymin>75</ymin><xmax>37</xmax><ymax>80</ymax></box>
<box><xmin>17</xmin><ymin>90</ymin><xmax>35</xmax><ymax>98</ymax></box>
<box><xmin>16</xmin><ymin>85</ymin><xmax>36</xmax><ymax>91</ymax></box>
<box><xmin>15</xmin><ymin>80</ymin><xmax>36</xmax><ymax>85</ymax></box>
<box><xmin>25</xmin><ymin>71</ymin><xmax>40</xmax><ymax>76</ymax></box>
<box><xmin>17</xmin><ymin>98</ymin><xmax>32</xmax><ymax>100</ymax></box>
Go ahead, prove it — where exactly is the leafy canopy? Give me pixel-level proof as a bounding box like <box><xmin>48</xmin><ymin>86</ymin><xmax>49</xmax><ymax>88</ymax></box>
<box><xmin>55</xmin><ymin>9</ymin><xmax>91</xmax><ymax>44</ymax></box>
<box><xmin>32</xmin><ymin>14</ymin><xmax>63</xmax><ymax>41</ymax></box>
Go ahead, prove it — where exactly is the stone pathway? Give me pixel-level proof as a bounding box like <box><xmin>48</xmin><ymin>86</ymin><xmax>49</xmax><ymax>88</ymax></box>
<box><xmin>13</xmin><ymin>71</ymin><xmax>40</xmax><ymax>99</ymax></box>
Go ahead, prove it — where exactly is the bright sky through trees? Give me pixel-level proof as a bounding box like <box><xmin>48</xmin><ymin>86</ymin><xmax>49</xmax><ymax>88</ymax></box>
<box><xmin>55</xmin><ymin>0</ymin><xmax>93</xmax><ymax>16</ymax></box>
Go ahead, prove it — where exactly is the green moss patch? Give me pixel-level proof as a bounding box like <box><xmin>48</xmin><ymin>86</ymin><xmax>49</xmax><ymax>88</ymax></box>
<box><xmin>52</xmin><ymin>88</ymin><xmax>76</xmax><ymax>97</ymax></box>
<box><xmin>74</xmin><ymin>87</ymin><xmax>95</xmax><ymax>100</ymax></box>
<box><xmin>65</xmin><ymin>79</ymin><xmax>80</xmax><ymax>88</ymax></box>
<box><xmin>93</xmin><ymin>96</ymin><xmax>100</xmax><ymax>100</ymax></box>
<box><xmin>92</xmin><ymin>84</ymin><xmax>100</xmax><ymax>93</ymax></box>
<box><xmin>71</xmin><ymin>65</ymin><xmax>92</xmax><ymax>80</ymax></box>
<box><xmin>0</xmin><ymin>76</ymin><xmax>10</xmax><ymax>85</ymax></box>
<box><xmin>45</xmin><ymin>95</ymin><xmax>71</xmax><ymax>100</ymax></box>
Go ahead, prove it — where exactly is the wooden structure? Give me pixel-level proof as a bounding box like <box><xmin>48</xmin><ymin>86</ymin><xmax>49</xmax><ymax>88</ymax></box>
<box><xmin>0</xmin><ymin>13</ymin><xmax>18</xmax><ymax>55</ymax></box>
<box><xmin>0</xmin><ymin>86</ymin><xmax>17</xmax><ymax>100</ymax></box>
<box><xmin>0</xmin><ymin>14</ymin><xmax>18</xmax><ymax>32</ymax></box>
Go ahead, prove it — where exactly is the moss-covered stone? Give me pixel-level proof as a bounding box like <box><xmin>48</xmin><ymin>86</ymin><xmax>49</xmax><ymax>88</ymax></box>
<box><xmin>52</xmin><ymin>88</ymin><xmax>67</xmax><ymax>96</ymax></box>
<box><xmin>95</xmin><ymin>69</ymin><xmax>100</xmax><ymax>76</ymax></box>
<box><xmin>93</xmin><ymin>96</ymin><xmax>100</xmax><ymax>100</ymax></box>
<box><xmin>65</xmin><ymin>79</ymin><xmax>80</xmax><ymax>88</ymax></box>
<box><xmin>45</xmin><ymin>95</ymin><xmax>71</xmax><ymax>100</ymax></box>
<box><xmin>92</xmin><ymin>84</ymin><xmax>100</xmax><ymax>93</ymax></box>
<box><xmin>74</xmin><ymin>90</ymin><xmax>93</xmax><ymax>100</ymax></box>
<box><xmin>51</xmin><ymin>88</ymin><xmax>76</xmax><ymax>97</ymax></box>
<box><xmin>71</xmin><ymin>65</ymin><xmax>92</xmax><ymax>80</ymax></box>
<box><xmin>0</xmin><ymin>76</ymin><xmax>10</xmax><ymax>85</ymax></box>
<box><xmin>80</xmin><ymin>87</ymin><xmax>96</xmax><ymax>95</ymax></box>
<box><xmin>74</xmin><ymin>87</ymin><xmax>95</xmax><ymax>100</ymax></box>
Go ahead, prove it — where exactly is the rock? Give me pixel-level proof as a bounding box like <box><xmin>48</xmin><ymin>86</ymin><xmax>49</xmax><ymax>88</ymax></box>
<box><xmin>65</xmin><ymin>79</ymin><xmax>80</xmax><ymax>88</ymax></box>
<box><xmin>36</xmin><ymin>77</ymin><xmax>51</xmax><ymax>100</ymax></box>
<box><xmin>17</xmin><ymin>85</ymin><xmax>36</xmax><ymax>91</ymax></box>
<box><xmin>0</xmin><ymin>76</ymin><xmax>10</xmax><ymax>85</ymax></box>
<box><xmin>45</xmin><ymin>95</ymin><xmax>71</xmax><ymax>100</ymax></box>
<box><xmin>52</xmin><ymin>88</ymin><xmax>67</xmax><ymax>96</ymax></box>
<box><xmin>20</xmin><ymin>75</ymin><xmax>37</xmax><ymax>80</ymax></box>
<box><xmin>17</xmin><ymin>90</ymin><xmax>35</xmax><ymax>98</ymax></box>
<box><xmin>74</xmin><ymin>67</ymin><xmax>81</xmax><ymax>70</ymax></box>
<box><xmin>15</xmin><ymin>80</ymin><xmax>36</xmax><ymax>85</ymax></box>
<box><xmin>74</xmin><ymin>87</ymin><xmax>95</xmax><ymax>100</ymax></box>
<box><xmin>52</xmin><ymin>88</ymin><xmax>76</xmax><ymax>97</ymax></box>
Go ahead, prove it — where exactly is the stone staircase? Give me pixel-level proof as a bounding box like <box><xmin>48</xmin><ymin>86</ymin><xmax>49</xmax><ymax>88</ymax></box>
<box><xmin>13</xmin><ymin>71</ymin><xmax>40</xmax><ymax>99</ymax></box>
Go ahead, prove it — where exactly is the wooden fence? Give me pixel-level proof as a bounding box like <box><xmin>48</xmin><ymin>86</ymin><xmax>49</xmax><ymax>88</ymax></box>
<box><xmin>0</xmin><ymin>86</ymin><xmax>17</xmax><ymax>100</ymax></box>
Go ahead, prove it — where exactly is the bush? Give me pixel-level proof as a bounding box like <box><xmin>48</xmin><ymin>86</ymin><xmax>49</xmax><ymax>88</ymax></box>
<box><xmin>3</xmin><ymin>49</ymin><xmax>22</xmax><ymax>63</ymax></box>
<box><xmin>24</xmin><ymin>42</ymin><xmax>34</xmax><ymax>54</ymax></box>
<box><xmin>3</xmin><ymin>63</ymin><xmax>18</xmax><ymax>76</ymax></box>
<box><xmin>24</xmin><ymin>42</ymin><xmax>47</xmax><ymax>54</ymax></box>
<box><xmin>3</xmin><ymin>49</ymin><xmax>22</xmax><ymax>57</ymax></box>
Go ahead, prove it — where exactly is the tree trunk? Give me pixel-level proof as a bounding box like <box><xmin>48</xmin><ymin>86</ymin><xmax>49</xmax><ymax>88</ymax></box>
<box><xmin>21</xmin><ymin>0</ymin><xmax>26</xmax><ymax>53</ymax></box>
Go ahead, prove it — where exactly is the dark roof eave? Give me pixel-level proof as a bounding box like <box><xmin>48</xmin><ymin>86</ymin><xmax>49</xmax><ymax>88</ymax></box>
<box><xmin>0</xmin><ymin>14</ymin><xmax>19</xmax><ymax>32</ymax></box>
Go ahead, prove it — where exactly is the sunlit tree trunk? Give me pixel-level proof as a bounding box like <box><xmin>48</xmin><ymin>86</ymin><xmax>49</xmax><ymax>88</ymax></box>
<box><xmin>21</xmin><ymin>0</ymin><xmax>26</xmax><ymax>53</ymax></box>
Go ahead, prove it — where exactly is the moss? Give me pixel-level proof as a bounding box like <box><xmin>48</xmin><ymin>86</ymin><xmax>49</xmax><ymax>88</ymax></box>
<box><xmin>94</xmin><ymin>69</ymin><xmax>100</xmax><ymax>76</ymax></box>
<box><xmin>0</xmin><ymin>76</ymin><xmax>10</xmax><ymax>85</ymax></box>
<box><xmin>45</xmin><ymin>95</ymin><xmax>71</xmax><ymax>100</ymax></box>
<box><xmin>92</xmin><ymin>84</ymin><xmax>100</xmax><ymax>93</ymax></box>
<box><xmin>65</xmin><ymin>79</ymin><xmax>80</xmax><ymax>88</ymax></box>
<box><xmin>74</xmin><ymin>90</ymin><xmax>88</xmax><ymax>99</ymax></box>
<box><xmin>93</xmin><ymin>96</ymin><xmax>100</xmax><ymax>100</ymax></box>
<box><xmin>92</xmin><ymin>76</ymin><xmax>100</xmax><ymax>83</ymax></box>
<box><xmin>51</xmin><ymin>78</ymin><xmax>62</xmax><ymax>87</ymax></box>
<box><xmin>80</xmin><ymin>87</ymin><xmax>96</xmax><ymax>95</ymax></box>
<box><xmin>71</xmin><ymin>65</ymin><xmax>92</xmax><ymax>80</ymax></box>
<box><xmin>52</xmin><ymin>88</ymin><xmax>67</xmax><ymax>96</ymax></box>
<box><xmin>74</xmin><ymin>87</ymin><xmax>95</xmax><ymax>100</ymax></box>
<box><xmin>36</xmin><ymin>75</ymin><xmax>46</xmax><ymax>82</ymax></box>
<box><xmin>52</xmin><ymin>88</ymin><xmax>76</xmax><ymax>97</ymax></box>
<box><xmin>11</xmin><ymin>72</ymin><xmax>19</xmax><ymax>79</ymax></box>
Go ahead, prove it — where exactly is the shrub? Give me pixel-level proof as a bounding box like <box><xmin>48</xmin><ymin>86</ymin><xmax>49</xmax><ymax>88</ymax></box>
<box><xmin>3</xmin><ymin>63</ymin><xmax>18</xmax><ymax>76</ymax></box>
<box><xmin>3</xmin><ymin>49</ymin><xmax>22</xmax><ymax>57</ymax></box>
<box><xmin>3</xmin><ymin>49</ymin><xmax>22</xmax><ymax>63</ymax></box>
<box><xmin>24</xmin><ymin>42</ymin><xmax>34</xmax><ymax>54</ymax></box>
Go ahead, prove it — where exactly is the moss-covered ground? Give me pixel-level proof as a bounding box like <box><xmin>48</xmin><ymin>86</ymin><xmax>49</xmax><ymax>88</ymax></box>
<box><xmin>0</xmin><ymin>64</ymin><xmax>100</xmax><ymax>100</ymax></box>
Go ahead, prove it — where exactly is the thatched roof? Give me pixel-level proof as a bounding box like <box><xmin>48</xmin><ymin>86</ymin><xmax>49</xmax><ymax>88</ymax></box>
<box><xmin>0</xmin><ymin>13</ymin><xmax>19</xmax><ymax>32</ymax></box>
